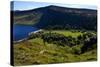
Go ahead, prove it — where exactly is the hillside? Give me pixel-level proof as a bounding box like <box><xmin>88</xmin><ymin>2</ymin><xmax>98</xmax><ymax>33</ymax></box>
<box><xmin>13</xmin><ymin>30</ymin><xmax>97</xmax><ymax>65</ymax></box>
<box><xmin>12</xmin><ymin>5</ymin><xmax>97</xmax><ymax>30</ymax></box>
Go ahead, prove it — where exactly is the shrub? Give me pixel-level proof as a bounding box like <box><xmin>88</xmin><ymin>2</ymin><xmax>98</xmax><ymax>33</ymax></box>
<box><xmin>71</xmin><ymin>45</ymin><xmax>81</xmax><ymax>55</ymax></box>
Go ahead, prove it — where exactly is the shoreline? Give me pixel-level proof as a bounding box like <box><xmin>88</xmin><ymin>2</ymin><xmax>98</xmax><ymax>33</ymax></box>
<box><xmin>13</xmin><ymin>29</ymin><xmax>43</xmax><ymax>43</ymax></box>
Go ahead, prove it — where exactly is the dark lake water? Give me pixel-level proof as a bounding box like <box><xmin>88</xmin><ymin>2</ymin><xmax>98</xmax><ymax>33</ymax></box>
<box><xmin>13</xmin><ymin>24</ymin><xmax>38</xmax><ymax>41</ymax></box>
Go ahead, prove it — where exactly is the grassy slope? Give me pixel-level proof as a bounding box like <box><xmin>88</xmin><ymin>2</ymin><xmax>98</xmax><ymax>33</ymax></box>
<box><xmin>13</xmin><ymin>30</ymin><xmax>97</xmax><ymax>66</ymax></box>
<box><xmin>14</xmin><ymin>13</ymin><xmax>42</xmax><ymax>25</ymax></box>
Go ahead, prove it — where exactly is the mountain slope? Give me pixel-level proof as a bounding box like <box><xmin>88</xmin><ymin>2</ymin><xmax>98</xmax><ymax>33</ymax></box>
<box><xmin>12</xmin><ymin>5</ymin><xmax>97</xmax><ymax>30</ymax></box>
<box><xmin>34</xmin><ymin>5</ymin><xmax>97</xmax><ymax>30</ymax></box>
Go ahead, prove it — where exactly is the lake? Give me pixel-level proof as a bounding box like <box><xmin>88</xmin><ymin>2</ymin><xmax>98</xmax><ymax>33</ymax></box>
<box><xmin>13</xmin><ymin>24</ymin><xmax>38</xmax><ymax>41</ymax></box>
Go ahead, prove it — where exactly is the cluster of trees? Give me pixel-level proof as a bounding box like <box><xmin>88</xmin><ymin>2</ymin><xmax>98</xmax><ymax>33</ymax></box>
<box><xmin>80</xmin><ymin>33</ymin><xmax>97</xmax><ymax>53</ymax></box>
<box><xmin>44</xmin><ymin>25</ymin><xmax>84</xmax><ymax>30</ymax></box>
<box><xmin>28</xmin><ymin>31</ymin><xmax>43</xmax><ymax>39</ymax></box>
<box><xmin>41</xmin><ymin>33</ymin><xmax>69</xmax><ymax>46</ymax></box>
<box><xmin>28</xmin><ymin>31</ymin><xmax>97</xmax><ymax>54</ymax></box>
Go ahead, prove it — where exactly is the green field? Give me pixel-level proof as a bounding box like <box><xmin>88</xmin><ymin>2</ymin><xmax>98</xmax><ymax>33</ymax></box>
<box><xmin>13</xmin><ymin>30</ymin><xmax>97</xmax><ymax>66</ymax></box>
<box><xmin>44</xmin><ymin>30</ymin><xmax>83</xmax><ymax>37</ymax></box>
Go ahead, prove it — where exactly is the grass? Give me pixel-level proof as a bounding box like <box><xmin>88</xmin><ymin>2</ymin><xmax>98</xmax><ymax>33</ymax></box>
<box><xmin>14</xmin><ymin>13</ymin><xmax>42</xmax><ymax>25</ymax></box>
<box><xmin>44</xmin><ymin>30</ymin><xmax>83</xmax><ymax>37</ymax></box>
<box><xmin>14</xmin><ymin>36</ymin><xmax>97</xmax><ymax>66</ymax></box>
